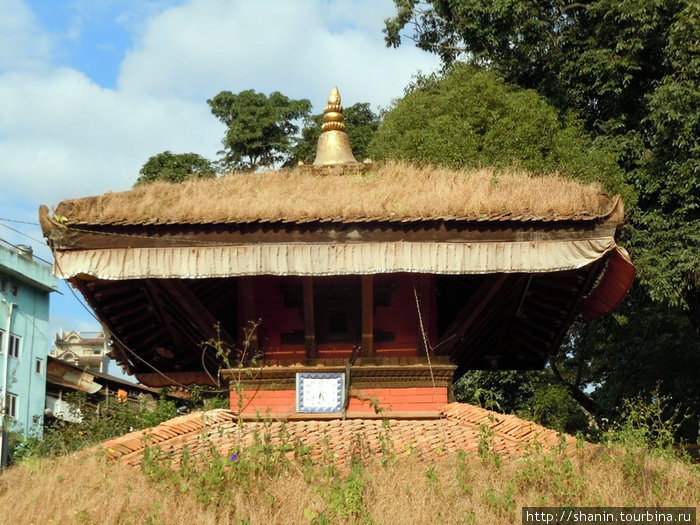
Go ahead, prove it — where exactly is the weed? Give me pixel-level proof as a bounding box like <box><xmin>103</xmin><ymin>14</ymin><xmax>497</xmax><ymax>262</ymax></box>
<box><xmin>455</xmin><ymin>450</ymin><xmax>473</xmax><ymax>495</ymax></box>
<box><xmin>477</xmin><ymin>419</ymin><xmax>502</xmax><ymax>469</ymax></box>
<box><xmin>484</xmin><ymin>482</ymin><xmax>516</xmax><ymax>518</ymax></box>
<box><xmin>368</xmin><ymin>396</ymin><xmax>396</xmax><ymax>467</ymax></box>
<box><xmin>425</xmin><ymin>465</ymin><xmax>441</xmax><ymax>495</ymax></box>
<box><xmin>316</xmin><ymin>460</ymin><xmax>374</xmax><ymax>524</ymax></box>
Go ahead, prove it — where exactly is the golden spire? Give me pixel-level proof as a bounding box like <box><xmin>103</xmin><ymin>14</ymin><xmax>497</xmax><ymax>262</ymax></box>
<box><xmin>313</xmin><ymin>87</ymin><xmax>360</xmax><ymax>167</ymax></box>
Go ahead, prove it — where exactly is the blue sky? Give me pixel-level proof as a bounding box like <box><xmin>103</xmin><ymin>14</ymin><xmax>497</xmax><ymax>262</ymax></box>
<box><xmin>0</xmin><ymin>0</ymin><xmax>439</xmax><ymax>378</ymax></box>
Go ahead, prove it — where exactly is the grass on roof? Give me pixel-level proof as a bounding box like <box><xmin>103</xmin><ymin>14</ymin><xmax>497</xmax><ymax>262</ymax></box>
<box><xmin>55</xmin><ymin>161</ymin><xmax>609</xmax><ymax>224</ymax></box>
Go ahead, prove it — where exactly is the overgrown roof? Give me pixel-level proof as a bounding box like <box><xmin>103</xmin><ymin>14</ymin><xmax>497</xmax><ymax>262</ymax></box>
<box><xmin>53</xmin><ymin>161</ymin><xmax>614</xmax><ymax>226</ymax></box>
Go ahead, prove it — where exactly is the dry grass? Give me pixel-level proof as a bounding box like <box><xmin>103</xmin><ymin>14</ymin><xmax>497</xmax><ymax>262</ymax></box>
<box><xmin>1</xmin><ymin>445</ymin><xmax>697</xmax><ymax>525</ymax></box>
<box><xmin>54</xmin><ymin>161</ymin><xmax>610</xmax><ymax>225</ymax></box>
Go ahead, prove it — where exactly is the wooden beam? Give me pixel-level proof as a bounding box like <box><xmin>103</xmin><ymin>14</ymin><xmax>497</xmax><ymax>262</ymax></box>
<box><xmin>361</xmin><ymin>274</ymin><xmax>374</xmax><ymax>357</ymax></box>
<box><xmin>145</xmin><ymin>279</ymin><xmax>236</xmax><ymax>371</ymax></box>
<box><xmin>437</xmin><ymin>274</ymin><xmax>513</xmax><ymax>360</ymax></box>
<box><xmin>50</xmin><ymin>218</ymin><xmax>619</xmax><ymax>251</ymax></box>
<box><xmin>303</xmin><ymin>276</ymin><xmax>316</xmax><ymax>358</ymax></box>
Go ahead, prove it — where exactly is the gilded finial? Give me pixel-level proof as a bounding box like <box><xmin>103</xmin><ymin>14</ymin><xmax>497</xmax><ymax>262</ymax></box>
<box><xmin>322</xmin><ymin>87</ymin><xmax>345</xmax><ymax>133</ymax></box>
<box><xmin>313</xmin><ymin>87</ymin><xmax>360</xmax><ymax>167</ymax></box>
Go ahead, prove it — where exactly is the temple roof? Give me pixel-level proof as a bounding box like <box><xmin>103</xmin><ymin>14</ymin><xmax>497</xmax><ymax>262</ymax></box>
<box><xmin>47</xmin><ymin>161</ymin><xmax>615</xmax><ymax>227</ymax></box>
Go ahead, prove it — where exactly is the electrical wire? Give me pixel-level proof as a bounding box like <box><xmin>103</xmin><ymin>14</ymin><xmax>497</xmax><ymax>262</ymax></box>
<box><xmin>0</xmin><ymin>234</ymin><xmax>54</xmax><ymax>266</ymax></box>
<box><xmin>0</xmin><ymin>221</ymin><xmax>50</xmax><ymax>247</ymax></box>
<box><xmin>413</xmin><ymin>281</ymin><xmax>449</xmax><ymax>449</ymax></box>
<box><xmin>52</xmin><ymin>255</ymin><xmax>194</xmax><ymax>390</ymax></box>
<box><xmin>0</xmin><ymin>218</ymin><xmax>39</xmax><ymax>226</ymax></box>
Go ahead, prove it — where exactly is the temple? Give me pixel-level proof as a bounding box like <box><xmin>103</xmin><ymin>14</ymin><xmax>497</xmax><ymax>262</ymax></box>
<box><xmin>40</xmin><ymin>87</ymin><xmax>635</xmax><ymax>420</ymax></box>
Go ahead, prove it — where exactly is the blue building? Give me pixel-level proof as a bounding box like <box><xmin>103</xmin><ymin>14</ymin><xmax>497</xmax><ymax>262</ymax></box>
<box><xmin>1</xmin><ymin>241</ymin><xmax>58</xmax><ymax>444</ymax></box>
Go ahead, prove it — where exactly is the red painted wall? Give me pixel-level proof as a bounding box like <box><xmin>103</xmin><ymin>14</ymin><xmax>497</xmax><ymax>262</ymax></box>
<box><xmin>250</xmin><ymin>276</ymin><xmax>306</xmax><ymax>360</ymax></box>
<box><xmin>248</xmin><ymin>274</ymin><xmax>438</xmax><ymax>361</ymax></box>
<box><xmin>230</xmin><ymin>385</ymin><xmax>448</xmax><ymax>416</ymax></box>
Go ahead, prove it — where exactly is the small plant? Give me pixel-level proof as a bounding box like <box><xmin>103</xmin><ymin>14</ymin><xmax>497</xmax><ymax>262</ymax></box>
<box><xmin>515</xmin><ymin>445</ymin><xmax>585</xmax><ymax>504</ymax></box>
<box><xmin>484</xmin><ymin>482</ymin><xmax>516</xmax><ymax>518</ymax></box>
<box><xmin>369</xmin><ymin>396</ymin><xmax>395</xmax><ymax>467</ymax></box>
<box><xmin>316</xmin><ymin>459</ymin><xmax>374</xmax><ymax>524</ymax></box>
<box><xmin>455</xmin><ymin>450</ymin><xmax>473</xmax><ymax>495</ymax></box>
<box><xmin>602</xmin><ymin>386</ymin><xmax>686</xmax><ymax>457</ymax></box>
<box><xmin>425</xmin><ymin>465</ymin><xmax>441</xmax><ymax>495</ymax></box>
<box><xmin>477</xmin><ymin>419</ymin><xmax>502</xmax><ymax>469</ymax></box>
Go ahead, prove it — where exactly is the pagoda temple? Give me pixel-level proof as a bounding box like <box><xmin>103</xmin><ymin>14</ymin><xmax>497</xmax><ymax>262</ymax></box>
<box><xmin>40</xmin><ymin>87</ymin><xmax>634</xmax><ymax>420</ymax></box>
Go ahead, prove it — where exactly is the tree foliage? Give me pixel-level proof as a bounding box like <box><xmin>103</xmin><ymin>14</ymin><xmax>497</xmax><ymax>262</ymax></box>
<box><xmin>454</xmin><ymin>286</ymin><xmax>700</xmax><ymax>441</ymax></box>
<box><xmin>385</xmin><ymin>0</ymin><xmax>700</xmax><ymax>331</ymax></box>
<box><xmin>207</xmin><ymin>89</ymin><xmax>312</xmax><ymax>171</ymax></box>
<box><xmin>454</xmin><ymin>370</ymin><xmax>590</xmax><ymax>435</ymax></box>
<box><xmin>134</xmin><ymin>151</ymin><xmax>216</xmax><ymax>186</ymax></box>
<box><xmin>555</xmin><ymin>286</ymin><xmax>700</xmax><ymax>441</ymax></box>
<box><xmin>286</xmin><ymin>102</ymin><xmax>381</xmax><ymax>166</ymax></box>
<box><xmin>369</xmin><ymin>64</ymin><xmax>629</xmax><ymax>197</ymax></box>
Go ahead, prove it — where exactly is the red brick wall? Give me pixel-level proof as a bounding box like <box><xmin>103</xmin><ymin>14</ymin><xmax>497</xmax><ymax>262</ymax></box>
<box><xmin>230</xmin><ymin>385</ymin><xmax>447</xmax><ymax>416</ymax></box>
<box><xmin>230</xmin><ymin>389</ymin><xmax>297</xmax><ymax>416</ymax></box>
<box><xmin>347</xmin><ymin>386</ymin><xmax>447</xmax><ymax>413</ymax></box>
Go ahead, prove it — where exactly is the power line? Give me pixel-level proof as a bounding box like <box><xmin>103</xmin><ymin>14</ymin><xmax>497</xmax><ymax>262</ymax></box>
<box><xmin>0</xmin><ymin>234</ymin><xmax>54</xmax><ymax>266</ymax></box>
<box><xmin>0</xmin><ymin>221</ymin><xmax>50</xmax><ymax>248</ymax></box>
<box><xmin>52</xmin><ymin>255</ymin><xmax>195</xmax><ymax>390</ymax></box>
<box><xmin>0</xmin><ymin>217</ymin><xmax>39</xmax><ymax>226</ymax></box>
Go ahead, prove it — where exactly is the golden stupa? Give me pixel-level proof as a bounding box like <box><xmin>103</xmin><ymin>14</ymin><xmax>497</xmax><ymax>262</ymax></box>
<box><xmin>313</xmin><ymin>87</ymin><xmax>362</xmax><ymax>168</ymax></box>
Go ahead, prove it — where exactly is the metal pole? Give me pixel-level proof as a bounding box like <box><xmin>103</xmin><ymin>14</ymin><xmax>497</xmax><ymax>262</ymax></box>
<box><xmin>1</xmin><ymin>299</ymin><xmax>16</xmax><ymax>470</ymax></box>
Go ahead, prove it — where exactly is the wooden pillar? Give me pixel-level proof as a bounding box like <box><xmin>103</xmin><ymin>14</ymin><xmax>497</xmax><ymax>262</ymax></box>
<box><xmin>362</xmin><ymin>275</ymin><xmax>374</xmax><ymax>356</ymax></box>
<box><xmin>238</xmin><ymin>277</ymin><xmax>258</xmax><ymax>354</ymax></box>
<box><xmin>303</xmin><ymin>277</ymin><xmax>316</xmax><ymax>358</ymax></box>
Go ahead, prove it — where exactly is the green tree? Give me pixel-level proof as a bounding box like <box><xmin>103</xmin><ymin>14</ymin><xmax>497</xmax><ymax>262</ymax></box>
<box><xmin>554</xmin><ymin>286</ymin><xmax>700</xmax><ymax>441</ymax></box>
<box><xmin>369</xmin><ymin>64</ymin><xmax>628</xmax><ymax>196</ymax></box>
<box><xmin>135</xmin><ymin>151</ymin><xmax>215</xmax><ymax>186</ymax></box>
<box><xmin>207</xmin><ymin>89</ymin><xmax>312</xmax><ymax>171</ymax></box>
<box><xmin>453</xmin><ymin>370</ymin><xmax>590</xmax><ymax>435</ymax></box>
<box><xmin>385</xmin><ymin>0</ymin><xmax>700</xmax><ymax>331</ymax></box>
<box><xmin>286</xmin><ymin>102</ymin><xmax>381</xmax><ymax>166</ymax></box>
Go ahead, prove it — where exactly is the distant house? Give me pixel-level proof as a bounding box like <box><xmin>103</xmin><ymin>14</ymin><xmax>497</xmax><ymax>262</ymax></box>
<box><xmin>0</xmin><ymin>241</ymin><xmax>58</xmax><ymax>441</ymax></box>
<box><xmin>51</xmin><ymin>330</ymin><xmax>110</xmax><ymax>374</ymax></box>
<box><xmin>45</xmin><ymin>355</ymin><xmax>161</xmax><ymax>423</ymax></box>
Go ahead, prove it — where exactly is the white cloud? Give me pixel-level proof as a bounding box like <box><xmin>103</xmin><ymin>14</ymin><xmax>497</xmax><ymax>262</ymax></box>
<box><xmin>1</xmin><ymin>0</ymin><xmax>439</xmax><ymax>207</ymax></box>
<box><xmin>0</xmin><ymin>68</ymin><xmax>222</xmax><ymax>202</ymax></box>
<box><xmin>117</xmin><ymin>0</ymin><xmax>438</xmax><ymax>110</ymax></box>
<box><xmin>0</xmin><ymin>0</ymin><xmax>52</xmax><ymax>71</ymax></box>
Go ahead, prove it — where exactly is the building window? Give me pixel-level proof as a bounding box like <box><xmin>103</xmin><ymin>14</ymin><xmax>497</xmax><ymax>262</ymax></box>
<box><xmin>5</xmin><ymin>393</ymin><xmax>17</xmax><ymax>419</ymax></box>
<box><xmin>35</xmin><ymin>358</ymin><xmax>43</xmax><ymax>375</ymax></box>
<box><xmin>11</xmin><ymin>283</ymin><xmax>19</xmax><ymax>298</ymax></box>
<box><xmin>0</xmin><ymin>330</ymin><xmax>21</xmax><ymax>358</ymax></box>
<box><xmin>9</xmin><ymin>334</ymin><xmax>20</xmax><ymax>358</ymax></box>
<box><xmin>0</xmin><ymin>278</ymin><xmax>7</xmax><ymax>293</ymax></box>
